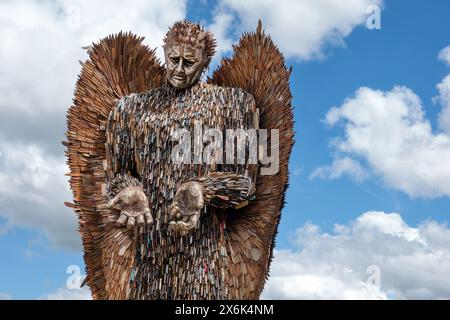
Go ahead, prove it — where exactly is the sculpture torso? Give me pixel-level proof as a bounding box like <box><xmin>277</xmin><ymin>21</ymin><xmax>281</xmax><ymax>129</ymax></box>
<box><xmin>106</xmin><ymin>83</ymin><xmax>259</xmax><ymax>299</ymax></box>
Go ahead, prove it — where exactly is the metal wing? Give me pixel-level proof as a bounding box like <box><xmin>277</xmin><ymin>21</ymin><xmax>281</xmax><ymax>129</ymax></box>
<box><xmin>64</xmin><ymin>32</ymin><xmax>165</xmax><ymax>299</ymax></box>
<box><xmin>208</xmin><ymin>20</ymin><xmax>295</xmax><ymax>297</ymax></box>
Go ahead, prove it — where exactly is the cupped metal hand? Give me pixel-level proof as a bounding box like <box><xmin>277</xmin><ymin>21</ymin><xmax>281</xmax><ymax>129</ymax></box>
<box><xmin>107</xmin><ymin>186</ymin><xmax>153</xmax><ymax>229</ymax></box>
<box><xmin>168</xmin><ymin>181</ymin><xmax>204</xmax><ymax>235</ymax></box>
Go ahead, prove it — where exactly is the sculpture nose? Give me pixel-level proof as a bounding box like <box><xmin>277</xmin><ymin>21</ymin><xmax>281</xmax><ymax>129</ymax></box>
<box><xmin>176</xmin><ymin>58</ymin><xmax>184</xmax><ymax>73</ymax></box>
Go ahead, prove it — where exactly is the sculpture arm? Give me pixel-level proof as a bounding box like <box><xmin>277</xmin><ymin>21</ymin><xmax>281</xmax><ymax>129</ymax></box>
<box><xmin>105</xmin><ymin>98</ymin><xmax>152</xmax><ymax>229</ymax></box>
<box><xmin>197</xmin><ymin>103</ymin><xmax>260</xmax><ymax>209</ymax></box>
<box><xmin>105</xmin><ymin>98</ymin><xmax>142</xmax><ymax>190</ymax></box>
<box><xmin>196</xmin><ymin>171</ymin><xmax>256</xmax><ymax>209</ymax></box>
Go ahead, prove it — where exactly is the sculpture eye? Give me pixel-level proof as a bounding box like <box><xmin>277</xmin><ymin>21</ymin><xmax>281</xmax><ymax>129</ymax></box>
<box><xmin>184</xmin><ymin>60</ymin><xmax>194</xmax><ymax>67</ymax></box>
<box><xmin>170</xmin><ymin>57</ymin><xmax>180</xmax><ymax>64</ymax></box>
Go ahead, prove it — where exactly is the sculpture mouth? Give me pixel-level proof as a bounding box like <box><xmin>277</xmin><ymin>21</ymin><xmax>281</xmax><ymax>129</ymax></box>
<box><xmin>173</xmin><ymin>75</ymin><xmax>187</xmax><ymax>81</ymax></box>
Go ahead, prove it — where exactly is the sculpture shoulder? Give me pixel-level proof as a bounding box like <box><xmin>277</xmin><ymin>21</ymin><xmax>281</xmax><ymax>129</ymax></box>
<box><xmin>109</xmin><ymin>88</ymin><xmax>173</xmax><ymax>121</ymax></box>
<box><xmin>115</xmin><ymin>88</ymin><xmax>173</xmax><ymax>111</ymax></box>
<box><xmin>194</xmin><ymin>83</ymin><xmax>257</xmax><ymax>113</ymax></box>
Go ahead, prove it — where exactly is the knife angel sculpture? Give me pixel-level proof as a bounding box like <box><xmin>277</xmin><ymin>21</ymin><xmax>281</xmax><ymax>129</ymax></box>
<box><xmin>65</xmin><ymin>20</ymin><xmax>294</xmax><ymax>300</ymax></box>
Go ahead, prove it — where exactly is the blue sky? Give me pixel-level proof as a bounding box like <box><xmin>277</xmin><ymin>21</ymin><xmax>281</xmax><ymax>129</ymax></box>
<box><xmin>1</xmin><ymin>0</ymin><xmax>450</xmax><ymax>299</ymax></box>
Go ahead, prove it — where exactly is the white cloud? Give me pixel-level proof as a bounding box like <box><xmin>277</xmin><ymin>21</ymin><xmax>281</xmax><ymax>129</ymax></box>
<box><xmin>0</xmin><ymin>0</ymin><xmax>185</xmax><ymax>116</ymax></box>
<box><xmin>262</xmin><ymin>211</ymin><xmax>450</xmax><ymax>299</ymax></box>
<box><xmin>437</xmin><ymin>46</ymin><xmax>450</xmax><ymax>135</ymax></box>
<box><xmin>40</xmin><ymin>287</ymin><xmax>92</xmax><ymax>300</ymax></box>
<box><xmin>313</xmin><ymin>84</ymin><xmax>450</xmax><ymax>198</ymax></box>
<box><xmin>0</xmin><ymin>139</ymin><xmax>80</xmax><ymax>249</ymax></box>
<box><xmin>0</xmin><ymin>292</ymin><xmax>11</xmax><ymax>300</ymax></box>
<box><xmin>313</xmin><ymin>46</ymin><xmax>450</xmax><ymax>198</ymax></box>
<box><xmin>208</xmin><ymin>12</ymin><xmax>235</xmax><ymax>59</ymax></box>
<box><xmin>209</xmin><ymin>0</ymin><xmax>383</xmax><ymax>60</ymax></box>
<box><xmin>40</xmin><ymin>264</ymin><xmax>91</xmax><ymax>299</ymax></box>
<box><xmin>438</xmin><ymin>46</ymin><xmax>450</xmax><ymax>67</ymax></box>
<box><xmin>0</xmin><ymin>0</ymin><xmax>187</xmax><ymax>249</ymax></box>
<box><xmin>437</xmin><ymin>75</ymin><xmax>450</xmax><ymax>134</ymax></box>
<box><xmin>0</xmin><ymin>0</ymin><xmax>186</xmax><ymax>142</ymax></box>
<box><xmin>309</xmin><ymin>157</ymin><xmax>368</xmax><ymax>181</ymax></box>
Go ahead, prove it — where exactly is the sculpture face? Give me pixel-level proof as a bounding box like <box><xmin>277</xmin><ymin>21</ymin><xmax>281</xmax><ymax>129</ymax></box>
<box><xmin>164</xmin><ymin>43</ymin><xmax>207</xmax><ymax>89</ymax></box>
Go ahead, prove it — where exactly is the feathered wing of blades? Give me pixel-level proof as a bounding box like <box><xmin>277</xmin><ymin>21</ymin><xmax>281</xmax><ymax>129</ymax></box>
<box><xmin>64</xmin><ymin>32</ymin><xmax>165</xmax><ymax>299</ymax></box>
<box><xmin>208</xmin><ymin>20</ymin><xmax>295</xmax><ymax>297</ymax></box>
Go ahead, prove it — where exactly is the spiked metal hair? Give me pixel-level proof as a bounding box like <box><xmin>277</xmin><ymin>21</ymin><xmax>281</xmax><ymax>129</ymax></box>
<box><xmin>163</xmin><ymin>20</ymin><xmax>217</xmax><ymax>61</ymax></box>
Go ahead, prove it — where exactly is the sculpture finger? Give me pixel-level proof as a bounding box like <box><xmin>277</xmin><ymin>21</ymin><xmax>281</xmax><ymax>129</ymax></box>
<box><xmin>196</xmin><ymin>197</ymin><xmax>204</xmax><ymax>210</ymax></box>
<box><xmin>181</xmin><ymin>212</ymin><xmax>191</xmax><ymax>223</ymax></box>
<box><xmin>173</xmin><ymin>220</ymin><xmax>190</xmax><ymax>231</ymax></box>
<box><xmin>168</xmin><ymin>203</ymin><xmax>175</xmax><ymax>218</ymax></box>
<box><xmin>168</xmin><ymin>221</ymin><xmax>178</xmax><ymax>232</ymax></box>
<box><xmin>116</xmin><ymin>214</ymin><xmax>128</xmax><ymax>226</ymax></box>
<box><xmin>136</xmin><ymin>214</ymin><xmax>145</xmax><ymax>227</ymax></box>
<box><xmin>179</xmin><ymin>213</ymin><xmax>199</xmax><ymax>230</ymax></box>
<box><xmin>145</xmin><ymin>211</ymin><xmax>153</xmax><ymax>225</ymax></box>
<box><xmin>188</xmin><ymin>212</ymin><xmax>200</xmax><ymax>229</ymax></box>
<box><xmin>127</xmin><ymin>216</ymin><xmax>136</xmax><ymax>229</ymax></box>
<box><xmin>169</xmin><ymin>204</ymin><xmax>180</xmax><ymax>221</ymax></box>
<box><xmin>169</xmin><ymin>221</ymin><xmax>189</xmax><ymax>233</ymax></box>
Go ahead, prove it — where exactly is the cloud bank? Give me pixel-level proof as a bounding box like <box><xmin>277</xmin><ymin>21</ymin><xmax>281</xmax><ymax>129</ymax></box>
<box><xmin>262</xmin><ymin>211</ymin><xmax>450</xmax><ymax>299</ymax></box>
<box><xmin>0</xmin><ymin>292</ymin><xmax>11</xmax><ymax>300</ymax></box>
<box><xmin>311</xmin><ymin>46</ymin><xmax>450</xmax><ymax>198</ymax></box>
<box><xmin>40</xmin><ymin>286</ymin><xmax>92</xmax><ymax>300</ymax></box>
<box><xmin>210</xmin><ymin>0</ymin><xmax>383</xmax><ymax>60</ymax></box>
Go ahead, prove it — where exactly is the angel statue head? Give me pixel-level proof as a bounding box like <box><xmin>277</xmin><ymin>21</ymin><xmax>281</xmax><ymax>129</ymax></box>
<box><xmin>163</xmin><ymin>20</ymin><xmax>217</xmax><ymax>89</ymax></box>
